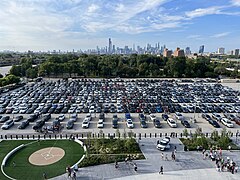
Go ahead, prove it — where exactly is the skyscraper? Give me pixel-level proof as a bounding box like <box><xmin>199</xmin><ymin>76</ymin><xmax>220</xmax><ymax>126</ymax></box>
<box><xmin>235</xmin><ymin>49</ymin><xmax>240</xmax><ymax>56</ymax></box>
<box><xmin>217</xmin><ymin>47</ymin><xmax>225</xmax><ymax>54</ymax></box>
<box><xmin>108</xmin><ymin>38</ymin><xmax>112</xmax><ymax>54</ymax></box>
<box><xmin>185</xmin><ymin>47</ymin><xmax>191</xmax><ymax>55</ymax></box>
<box><xmin>199</xmin><ymin>45</ymin><xmax>204</xmax><ymax>54</ymax></box>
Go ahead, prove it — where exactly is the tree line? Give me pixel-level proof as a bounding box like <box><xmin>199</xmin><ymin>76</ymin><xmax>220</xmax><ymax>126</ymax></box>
<box><xmin>8</xmin><ymin>54</ymin><xmax>240</xmax><ymax>79</ymax></box>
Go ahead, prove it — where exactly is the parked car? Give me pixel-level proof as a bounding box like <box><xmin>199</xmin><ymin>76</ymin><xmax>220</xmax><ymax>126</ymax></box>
<box><xmin>0</xmin><ymin>116</ymin><xmax>10</xmax><ymax>123</ymax></box>
<box><xmin>112</xmin><ymin>115</ymin><xmax>118</xmax><ymax>128</ymax></box>
<box><xmin>167</xmin><ymin>118</ymin><xmax>177</xmax><ymax>128</ymax></box>
<box><xmin>66</xmin><ymin>120</ymin><xmax>74</xmax><ymax>129</ymax></box>
<box><xmin>162</xmin><ymin>114</ymin><xmax>169</xmax><ymax>121</ymax></box>
<box><xmin>181</xmin><ymin>120</ymin><xmax>191</xmax><ymax>128</ymax></box>
<box><xmin>153</xmin><ymin>119</ymin><xmax>161</xmax><ymax>128</ymax></box>
<box><xmin>140</xmin><ymin>120</ymin><xmax>148</xmax><ymax>128</ymax></box>
<box><xmin>126</xmin><ymin>119</ymin><xmax>134</xmax><ymax>128</ymax></box>
<box><xmin>18</xmin><ymin>120</ymin><xmax>29</xmax><ymax>129</ymax></box>
<box><xmin>58</xmin><ymin>114</ymin><xmax>65</xmax><ymax>121</ymax></box>
<box><xmin>13</xmin><ymin>115</ymin><xmax>23</xmax><ymax>122</ymax></box>
<box><xmin>212</xmin><ymin>113</ymin><xmax>222</xmax><ymax>121</ymax></box>
<box><xmin>221</xmin><ymin>118</ymin><xmax>234</xmax><ymax>128</ymax></box>
<box><xmin>175</xmin><ymin>112</ymin><xmax>184</xmax><ymax>120</ymax></box>
<box><xmin>82</xmin><ymin>119</ymin><xmax>90</xmax><ymax>128</ymax></box>
<box><xmin>97</xmin><ymin>120</ymin><xmax>104</xmax><ymax>128</ymax></box>
<box><xmin>1</xmin><ymin>119</ymin><xmax>14</xmax><ymax>130</ymax></box>
<box><xmin>208</xmin><ymin>119</ymin><xmax>220</xmax><ymax>128</ymax></box>
<box><xmin>33</xmin><ymin>120</ymin><xmax>45</xmax><ymax>130</ymax></box>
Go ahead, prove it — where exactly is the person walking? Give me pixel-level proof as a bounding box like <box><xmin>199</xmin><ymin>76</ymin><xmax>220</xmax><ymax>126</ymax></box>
<box><xmin>159</xmin><ymin>166</ymin><xmax>163</xmax><ymax>174</ymax></box>
<box><xmin>161</xmin><ymin>153</ymin><xmax>164</xmax><ymax>160</ymax></box>
<box><xmin>134</xmin><ymin>163</ymin><xmax>137</xmax><ymax>171</ymax></box>
<box><xmin>165</xmin><ymin>154</ymin><xmax>168</xmax><ymax>161</ymax></box>
<box><xmin>72</xmin><ymin>171</ymin><xmax>76</xmax><ymax>180</ymax></box>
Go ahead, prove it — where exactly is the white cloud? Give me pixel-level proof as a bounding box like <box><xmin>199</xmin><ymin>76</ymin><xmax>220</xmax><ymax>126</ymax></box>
<box><xmin>87</xmin><ymin>4</ymin><xmax>99</xmax><ymax>14</ymax></box>
<box><xmin>231</xmin><ymin>0</ymin><xmax>240</xmax><ymax>6</ymax></box>
<box><xmin>211</xmin><ymin>32</ymin><xmax>231</xmax><ymax>38</ymax></box>
<box><xmin>115</xmin><ymin>3</ymin><xmax>125</xmax><ymax>12</ymax></box>
<box><xmin>185</xmin><ymin>6</ymin><xmax>223</xmax><ymax>18</ymax></box>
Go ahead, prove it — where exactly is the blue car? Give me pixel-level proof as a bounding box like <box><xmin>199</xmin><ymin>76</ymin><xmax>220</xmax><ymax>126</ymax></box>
<box><xmin>156</xmin><ymin>106</ymin><xmax>163</xmax><ymax>113</ymax></box>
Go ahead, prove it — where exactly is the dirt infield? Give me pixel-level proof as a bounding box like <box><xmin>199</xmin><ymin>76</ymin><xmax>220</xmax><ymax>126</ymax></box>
<box><xmin>28</xmin><ymin>147</ymin><xmax>65</xmax><ymax>166</ymax></box>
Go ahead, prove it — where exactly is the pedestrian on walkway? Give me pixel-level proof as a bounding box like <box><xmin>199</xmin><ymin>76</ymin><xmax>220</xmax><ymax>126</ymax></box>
<box><xmin>228</xmin><ymin>145</ymin><xmax>231</xmax><ymax>152</ymax></box>
<box><xmin>165</xmin><ymin>154</ymin><xmax>168</xmax><ymax>161</ymax></box>
<box><xmin>134</xmin><ymin>163</ymin><xmax>137</xmax><ymax>171</ymax></box>
<box><xmin>161</xmin><ymin>153</ymin><xmax>164</xmax><ymax>160</ymax></box>
<box><xmin>174</xmin><ymin>146</ymin><xmax>177</xmax><ymax>153</ymax></box>
<box><xmin>159</xmin><ymin>166</ymin><xmax>163</xmax><ymax>174</ymax></box>
<box><xmin>72</xmin><ymin>171</ymin><xmax>76</xmax><ymax>180</ymax></box>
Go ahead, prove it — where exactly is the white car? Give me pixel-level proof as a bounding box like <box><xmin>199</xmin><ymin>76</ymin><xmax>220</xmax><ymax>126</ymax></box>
<box><xmin>89</xmin><ymin>106</ymin><xmax>95</xmax><ymax>113</ymax></box>
<box><xmin>221</xmin><ymin>118</ymin><xmax>234</xmax><ymax>128</ymax></box>
<box><xmin>82</xmin><ymin>119</ymin><xmax>90</xmax><ymax>128</ymax></box>
<box><xmin>97</xmin><ymin>120</ymin><xmax>104</xmax><ymax>128</ymax></box>
<box><xmin>86</xmin><ymin>113</ymin><xmax>92</xmax><ymax>121</ymax></box>
<box><xmin>167</xmin><ymin>118</ymin><xmax>177</xmax><ymax>128</ymax></box>
<box><xmin>175</xmin><ymin>112</ymin><xmax>184</xmax><ymax>120</ymax></box>
<box><xmin>157</xmin><ymin>139</ymin><xmax>171</xmax><ymax>151</ymax></box>
<box><xmin>19</xmin><ymin>107</ymin><xmax>28</xmax><ymax>114</ymax></box>
<box><xmin>126</xmin><ymin>119</ymin><xmax>134</xmax><ymax>129</ymax></box>
<box><xmin>149</xmin><ymin>114</ymin><xmax>156</xmax><ymax>121</ymax></box>
<box><xmin>58</xmin><ymin>114</ymin><xmax>65</xmax><ymax>121</ymax></box>
<box><xmin>1</xmin><ymin>119</ymin><xmax>14</xmax><ymax>130</ymax></box>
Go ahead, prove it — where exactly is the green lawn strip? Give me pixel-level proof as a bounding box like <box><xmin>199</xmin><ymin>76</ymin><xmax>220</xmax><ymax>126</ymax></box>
<box><xmin>80</xmin><ymin>138</ymin><xmax>145</xmax><ymax>167</ymax></box>
<box><xmin>0</xmin><ymin>140</ymin><xmax>33</xmax><ymax>180</ymax></box>
<box><xmin>3</xmin><ymin>140</ymin><xmax>84</xmax><ymax>180</ymax></box>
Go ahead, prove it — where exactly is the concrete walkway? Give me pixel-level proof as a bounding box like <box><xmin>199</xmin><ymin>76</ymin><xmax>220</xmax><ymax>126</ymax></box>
<box><xmin>53</xmin><ymin>138</ymin><xmax>240</xmax><ymax>180</ymax></box>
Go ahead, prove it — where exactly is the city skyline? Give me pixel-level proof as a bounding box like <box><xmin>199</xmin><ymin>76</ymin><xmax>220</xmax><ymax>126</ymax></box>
<box><xmin>0</xmin><ymin>0</ymin><xmax>240</xmax><ymax>52</ymax></box>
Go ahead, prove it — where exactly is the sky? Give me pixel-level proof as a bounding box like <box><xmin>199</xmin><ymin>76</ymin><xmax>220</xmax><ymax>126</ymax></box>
<box><xmin>0</xmin><ymin>0</ymin><xmax>240</xmax><ymax>52</ymax></box>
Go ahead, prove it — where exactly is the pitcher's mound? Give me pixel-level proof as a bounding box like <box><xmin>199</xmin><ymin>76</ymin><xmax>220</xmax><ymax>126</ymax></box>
<box><xmin>29</xmin><ymin>147</ymin><xmax>65</xmax><ymax>166</ymax></box>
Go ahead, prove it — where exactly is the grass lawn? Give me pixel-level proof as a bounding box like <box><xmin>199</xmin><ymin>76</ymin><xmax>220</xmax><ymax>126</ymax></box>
<box><xmin>1</xmin><ymin>140</ymin><xmax>84</xmax><ymax>180</ymax></box>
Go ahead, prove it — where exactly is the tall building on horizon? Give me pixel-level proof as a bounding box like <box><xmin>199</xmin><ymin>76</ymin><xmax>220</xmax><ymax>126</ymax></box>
<box><xmin>185</xmin><ymin>47</ymin><xmax>191</xmax><ymax>55</ymax></box>
<box><xmin>173</xmin><ymin>47</ymin><xmax>185</xmax><ymax>57</ymax></box>
<box><xmin>199</xmin><ymin>45</ymin><xmax>204</xmax><ymax>54</ymax></box>
<box><xmin>217</xmin><ymin>47</ymin><xmax>225</xmax><ymax>54</ymax></box>
<box><xmin>235</xmin><ymin>49</ymin><xmax>239</xmax><ymax>56</ymax></box>
<box><xmin>108</xmin><ymin>38</ymin><xmax>112</xmax><ymax>54</ymax></box>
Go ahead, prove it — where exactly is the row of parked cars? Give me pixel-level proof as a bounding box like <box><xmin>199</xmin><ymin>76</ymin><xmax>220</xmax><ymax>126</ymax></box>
<box><xmin>202</xmin><ymin>113</ymin><xmax>240</xmax><ymax>128</ymax></box>
<box><xmin>0</xmin><ymin>79</ymin><xmax>239</xmax><ymax>116</ymax></box>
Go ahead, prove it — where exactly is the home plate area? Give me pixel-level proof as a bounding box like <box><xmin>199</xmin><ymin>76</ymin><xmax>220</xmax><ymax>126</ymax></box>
<box><xmin>29</xmin><ymin>147</ymin><xmax>65</xmax><ymax>166</ymax></box>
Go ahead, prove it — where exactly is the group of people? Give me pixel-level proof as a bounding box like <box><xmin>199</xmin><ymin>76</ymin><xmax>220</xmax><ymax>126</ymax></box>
<box><xmin>202</xmin><ymin>147</ymin><xmax>238</xmax><ymax>174</ymax></box>
<box><xmin>161</xmin><ymin>151</ymin><xmax>176</xmax><ymax>161</ymax></box>
<box><xmin>114</xmin><ymin>155</ymin><xmax>138</xmax><ymax>172</ymax></box>
<box><xmin>66</xmin><ymin>165</ymin><xmax>77</xmax><ymax>179</ymax></box>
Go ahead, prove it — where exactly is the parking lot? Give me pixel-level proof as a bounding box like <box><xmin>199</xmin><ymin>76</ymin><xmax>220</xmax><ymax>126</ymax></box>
<box><xmin>0</xmin><ymin>79</ymin><xmax>240</xmax><ymax>136</ymax></box>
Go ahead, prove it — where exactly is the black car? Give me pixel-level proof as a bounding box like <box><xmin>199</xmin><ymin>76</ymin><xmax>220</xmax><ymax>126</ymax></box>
<box><xmin>112</xmin><ymin>119</ymin><xmax>118</xmax><ymax>128</ymax></box>
<box><xmin>162</xmin><ymin>114</ymin><xmax>169</xmax><ymax>121</ymax></box>
<box><xmin>43</xmin><ymin>113</ymin><xmax>51</xmax><ymax>122</ymax></box>
<box><xmin>27</xmin><ymin>114</ymin><xmax>39</xmax><ymax>122</ymax></box>
<box><xmin>13</xmin><ymin>115</ymin><xmax>23</xmax><ymax>122</ymax></box>
<box><xmin>209</xmin><ymin>119</ymin><xmax>220</xmax><ymax>128</ymax></box>
<box><xmin>18</xmin><ymin>120</ymin><xmax>29</xmax><ymax>129</ymax></box>
<box><xmin>153</xmin><ymin>119</ymin><xmax>161</xmax><ymax>128</ymax></box>
<box><xmin>66</xmin><ymin>120</ymin><xmax>74</xmax><ymax>129</ymax></box>
<box><xmin>181</xmin><ymin>120</ymin><xmax>191</xmax><ymax>128</ymax></box>
<box><xmin>33</xmin><ymin>120</ymin><xmax>45</xmax><ymax>130</ymax></box>
<box><xmin>140</xmin><ymin>120</ymin><xmax>148</xmax><ymax>128</ymax></box>
<box><xmin>139</xmin><ymin>113</ymin><xmax>146</xmax><ymax>121</ymax></box>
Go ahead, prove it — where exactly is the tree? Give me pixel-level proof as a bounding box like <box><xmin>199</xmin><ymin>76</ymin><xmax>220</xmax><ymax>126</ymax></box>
<box><xmin>26</xmin><ymin>68</ymin><xmax>38</xmax><ymax>79</ymax></box>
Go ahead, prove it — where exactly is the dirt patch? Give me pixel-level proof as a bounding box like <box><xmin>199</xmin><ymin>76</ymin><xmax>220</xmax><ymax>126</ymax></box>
<box><xmin>29</xmin><ymin>147</ymin><xmax>65</xmax><ymax>166</ymax></box>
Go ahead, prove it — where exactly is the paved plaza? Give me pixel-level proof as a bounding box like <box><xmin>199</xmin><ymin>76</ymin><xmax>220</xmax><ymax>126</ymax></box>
<box><xmin>52</xmin><ymin>138</ymin><xmax>240</xmax><ymax>180</ymax></box>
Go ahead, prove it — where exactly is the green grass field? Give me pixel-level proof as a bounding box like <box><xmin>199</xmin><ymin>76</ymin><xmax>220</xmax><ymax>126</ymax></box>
<box><xmin>0</xmin><ymin>140</ymin><xmax>84</xmax><ymax>180</ymax></box>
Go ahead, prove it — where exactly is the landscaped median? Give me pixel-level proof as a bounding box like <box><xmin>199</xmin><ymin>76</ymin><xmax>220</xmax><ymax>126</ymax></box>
<box><xmin>79</xmin><ymin>138</ymin><xmax>145</xmax><ymax>167</ymax></box>
<box><xmin>180</xmin><ymin>128</ymin><xmax>240</xmax><ymax>151</ymax></box>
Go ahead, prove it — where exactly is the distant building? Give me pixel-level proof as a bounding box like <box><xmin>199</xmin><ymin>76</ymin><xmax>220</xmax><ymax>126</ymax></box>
<box><xmin>108</xmin><ymin>38</ymin><xmax>112</xmax><ymax>54</ymax></box>
<box><xmin>163</xmin><ymin>48</ymin><xmax>172</xmax><ymax>58</ymax></box>
<box><xmin>185</xmin><ymin>47</ymin><xmax>191</xmax><ymax>55</ymax></box>
<box><xmin>235</xmin><ymin>49</ymin><xmax>239</xmax><ymax>56</ymax></box>
<box><xmin>173</xmin><ymin>47</ymin><xmax>185</xmax><ymax>57</ymax></box>
<box><xmin>217</xmin><ymin>47</ymin><xmax>225</xmax><ymax>54</ymax></box>
<box><xmin>199</xmin><ymin>45</ymin><xmax>204</xmax><ymax>54</ymax></box>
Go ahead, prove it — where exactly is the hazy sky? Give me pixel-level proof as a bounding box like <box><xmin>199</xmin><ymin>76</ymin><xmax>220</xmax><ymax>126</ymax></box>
<box><xmin>0</xmin><ymin>0</ymin><xmax>240</xmax><ymax>52</ymax></box>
